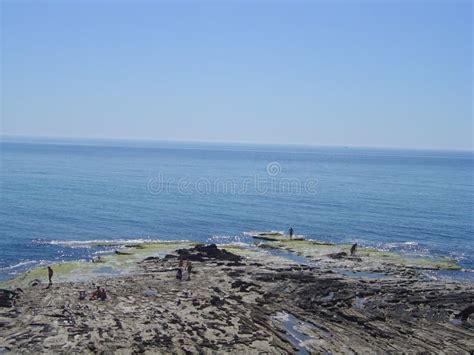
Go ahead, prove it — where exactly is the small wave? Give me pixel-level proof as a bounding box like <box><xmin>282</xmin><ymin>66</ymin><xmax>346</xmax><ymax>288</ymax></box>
<box><xmin>207</xmin><ymin>234</ymin><xmax>249</xmax><ymax>244</ymax></box>
<box><xmin>32</xmin><ymin>238</ymin><xmax>191</xmax><ymax>248</ymax></box>
<box><xmin>208</xmin><ymin>234</ymin><xmax>234</xmax><ymax>241</ymax></box>
<box><xmin>242</xmin><ymin>231</ymin><xmax>259</xmax><ymax>237</ymax></box>
<box><xmin>215</xmin><ymin>241</ymin><xmax>253</xmax><ymax>248</ymax></box>
<box><xmin>380</xmin><ymin>241</ymin><xmax>420</xmax><ymax>248</ymax></box>
<box><xmin>0</xmin><ymin>260</ymin><xmax>39</xmax><ymax>271</ymax></box>
<box><xmin>33</xmin><ymin>238</ymin><xmax>153</xmax><ymax>247</ymax></box>
<box><xmin>371</xmin><ymin>241</ymin><xmax>431</xmax><ymax>256</ymax></box>
<box><xmin>448</xmin><ymin>251</ymin><xmax>467</xmax><ymax>263</ymax></box>
<box><xmin>243</xmin><ymin>230</ymin><xmax>285</xmax><ymax>237</ymax></box>
<box><xmin>93</xmin><ymin>249</ymin><xmax>116</xmax><ymax>255</ymax></box>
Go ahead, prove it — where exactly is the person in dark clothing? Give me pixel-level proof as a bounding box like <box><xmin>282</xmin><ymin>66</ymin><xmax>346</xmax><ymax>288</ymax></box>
<box><xmin>98</xmin><ymin>287</ymin><xmax>107</xmax><ymax>301</ymax></box>
<box><xmin>176</xmin><ymin>268</ymin><xmax>182</xmax><ymax>280</ymax></box>
<box><xmin>350</xmin><ymin>243</ymin><xmax>358</xmax><ymax>256</ymax></box>
<box><xmin>288</xmin><ymin>227</ymin><xmax>294</xmax><ymax>238</ymax></box>
<box><xmin>90</xmin><ymin>286</ymin><xmax>101</xmax><ymax>300</ymax></box>
<box><xmin>47</xmin><ymin>266</ymin><xmax>54</xmax><ymax>289</ymax></box>
<box><xmin>90</xmin><ymin>286</ymin><xmax>107</xmax><ymax>301</ymax></box>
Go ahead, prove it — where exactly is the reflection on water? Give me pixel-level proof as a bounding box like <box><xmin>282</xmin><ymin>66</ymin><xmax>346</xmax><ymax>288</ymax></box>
<box><xmin>273</xmin><ymin>312</ymin><xmax>313</xmax><ymax>355</ymax></box>
<box><xmin>424</xmin><ymin>269</ymin><xmax>474</xmax><ymax>283</ymax></box>
<box><xmin>263</xmin><ymin>248</ymin><xmax>312</xmax><ymax>265</ymax></box>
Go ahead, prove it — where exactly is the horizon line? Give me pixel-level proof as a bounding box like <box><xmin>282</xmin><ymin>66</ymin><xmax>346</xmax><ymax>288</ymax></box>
<box><xmin>1</xmin><ymin>133</ymin><xmax>473</xmax><ymax>153</ymax></box>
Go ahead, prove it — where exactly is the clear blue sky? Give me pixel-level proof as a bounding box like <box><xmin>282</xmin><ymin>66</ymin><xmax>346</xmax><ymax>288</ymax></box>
<box><xmin>1</xmin><ymin>1</ymin><xmax>472</xmax><ymax>150</ymax></box>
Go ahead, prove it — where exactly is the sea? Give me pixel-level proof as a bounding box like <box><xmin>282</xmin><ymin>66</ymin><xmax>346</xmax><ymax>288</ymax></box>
<box><xmin>1</xmin><ymin>137</ymin><xmax>473</xmax><ymax>282</ymax></box>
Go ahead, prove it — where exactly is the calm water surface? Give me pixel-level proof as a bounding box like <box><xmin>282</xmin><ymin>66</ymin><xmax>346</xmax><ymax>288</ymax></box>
<box><xmin>1</xmin><ymin>138</ymin><xmax>472</xmax><ymax>281</ymax></box>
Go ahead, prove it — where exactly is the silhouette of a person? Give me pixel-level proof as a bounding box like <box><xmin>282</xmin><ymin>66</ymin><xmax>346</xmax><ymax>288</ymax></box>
<box><xmin>47</xmin><ymin>266</ymin><xmax>54</xmax><ymax>288</ymax></box>
<box><xmin>350</xmin><ymin>243</ymin><xmax>358</xmax><ymax>256</ymax></box>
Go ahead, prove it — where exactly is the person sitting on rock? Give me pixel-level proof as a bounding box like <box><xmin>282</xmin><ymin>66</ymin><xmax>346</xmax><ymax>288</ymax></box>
<box><xmin>98</xmin><ymin>287</ymin><xmax>107</xmax><ymax>301</ymax></box>
<box><xmin>90</xmin><ymin>286</ymin><xmax>101</xmax><ymax>300</ymax></box>
<box><xmin>350</xmin><ymin>243</ymin><xmax>358</xmax><ymax>256</ymax></box>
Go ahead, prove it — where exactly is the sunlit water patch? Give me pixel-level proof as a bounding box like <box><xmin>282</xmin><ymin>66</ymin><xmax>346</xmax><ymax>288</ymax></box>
<box><xmin>273</xmin><ymin>311</ymin><xmax>330</xmax><ymax>354</ymax></box>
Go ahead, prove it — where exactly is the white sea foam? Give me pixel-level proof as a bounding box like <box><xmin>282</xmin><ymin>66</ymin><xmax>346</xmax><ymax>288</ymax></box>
<box><xmin>0</xmin><ymin>260</ymin><xmax>38</xmax><ymax>271</ymax></box>
<box><xmin>242</xmin><ymin>230</ymin><xmax>285</xmax><ymax>236</ymax></box>
<box><xmin>242</xmin><ymin>231</ymin><xmax>259</xmax><ymax>236</ymax></box>
<box><xmin>215</xmin><ymin>242</ymin><xmax>253</xmax><ymax>248</ymax></box>
<box><xmin>32</xmin><ymin>238</ymin><xmax>191</xmax><ymax>248</ymax></box>
<box><xmin>207</xmin><ymin>234</ymin><xmax>249</xmax><ymax>245</ymax></box>
<box><xmin>369</xmin><ymin>240</ymin><xmax>431</xmax><ymax>256</ymax></box>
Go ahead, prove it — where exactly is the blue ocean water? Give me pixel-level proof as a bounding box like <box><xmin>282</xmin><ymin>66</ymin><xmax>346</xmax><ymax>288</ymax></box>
<box><xmin>1</xmin><ymin>137</ymin><xmax>473</xmax><ymax>281</ymax></box>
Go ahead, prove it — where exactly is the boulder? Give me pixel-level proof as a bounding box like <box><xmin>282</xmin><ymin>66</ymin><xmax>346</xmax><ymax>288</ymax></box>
<box><xmin>0</xmin><ymin>289</ymin><xmax>18</xmax><ymax>308</ymax></box>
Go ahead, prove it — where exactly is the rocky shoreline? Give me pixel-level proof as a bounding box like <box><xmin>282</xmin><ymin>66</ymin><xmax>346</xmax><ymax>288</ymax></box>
<box><xmin>0</xmin><ymin>239</ymin><xmax>473</xmax><ymax>354</ymax></box>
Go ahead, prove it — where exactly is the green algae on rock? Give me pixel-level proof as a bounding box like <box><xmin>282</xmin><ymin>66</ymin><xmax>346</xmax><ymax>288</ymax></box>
<box><xmin>0</xmin><ymin>241</ymin><xmax>198</xmax><ymax>288</ymax></box>
<box><xmin>256</xmin><ymin>238</ymin><xmax>462</xmax><ymax>271</ymax></box>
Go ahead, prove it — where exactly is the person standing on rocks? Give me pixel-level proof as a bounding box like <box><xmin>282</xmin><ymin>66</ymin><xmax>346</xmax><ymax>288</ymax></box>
<box><xmin>186</xmin><ymin>261</ymin><xmax>192</xmax><ymax>280</ymax></box>
<box><xmin>350</xmin><ymin>243</ymin><xmax>358</xmax><ymax>256</ymax></box>
<box><xmin>46</xmin><ymin>266</ymin><xmax>54</xmax><ymax>289</ymax></box>
<box><xmin>288</xmin><ymin>227</ymin><xmax>294</xmax><ymax>238</ymax></box>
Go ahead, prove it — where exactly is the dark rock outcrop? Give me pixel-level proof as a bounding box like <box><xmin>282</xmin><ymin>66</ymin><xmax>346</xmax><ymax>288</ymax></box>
<box><xmin>0</xmin><ymin>289</ymin><xmax>18</xmax><ymax>308</ymax></box>
<box><xmin>176</xmin><ymin>244</ymin><xmax>242</xmax><ymax>262</ymax></box>
<box><xmin>457</xmin><ymin>304</ymin><xmax>474</xmax><ymax>321</ymax></box>
<box><xmin>231</xmin><ymin>280</ymin><xmax>259</xmax><ymax>293</ymax></box>
<box><xmin>210</xmin><ymin>296</ymin><xmax>226</xmax><ymax>306</ymax></box>
<box><xmin>327</xmin><ymin>252</ymin><xmax>347</xmax><ymax>259</ymax></box>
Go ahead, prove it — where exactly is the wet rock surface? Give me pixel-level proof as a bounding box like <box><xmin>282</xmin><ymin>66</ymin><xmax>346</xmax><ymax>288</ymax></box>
<box><xmin>0</xmin><ymin>244</ymin><xmax>473</xmax><ymax>354</ymax></box>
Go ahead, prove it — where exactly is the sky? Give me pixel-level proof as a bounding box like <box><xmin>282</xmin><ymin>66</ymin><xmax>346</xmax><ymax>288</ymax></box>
<box><xmin>1</xmin><ymin>0</ymin><xmax>472</xmax><ymax>150</ymax></box>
